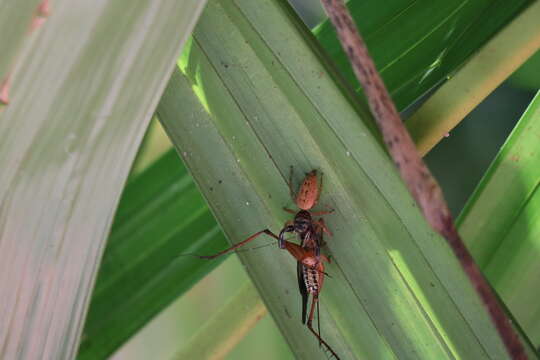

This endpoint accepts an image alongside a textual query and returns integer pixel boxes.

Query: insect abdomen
[302,266,319,295]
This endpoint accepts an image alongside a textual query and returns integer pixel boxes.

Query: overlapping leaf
[155,0,534,358]
[0,1,206,359]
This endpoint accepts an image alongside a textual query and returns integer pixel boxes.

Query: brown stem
[319,0,526,359]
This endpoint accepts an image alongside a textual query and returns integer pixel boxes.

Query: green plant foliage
[404,0,540,155]
[74,1,539,358]
[155,0,535,358]
[459,91,540,346]
[78,150,227,360]
[314,0,533,111]
[0,1,207,359]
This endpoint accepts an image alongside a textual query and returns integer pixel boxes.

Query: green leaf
[314,0,533,111]
[157,0,534,358]
[78,149,228,360]
[0,0,42,80]
[406,2,540,155]
[458,91,540,346]
[0,1,206,359]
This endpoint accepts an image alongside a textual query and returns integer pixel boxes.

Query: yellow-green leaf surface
[459,91,540,346]
[157,0,534,358]
[0,1,207,359]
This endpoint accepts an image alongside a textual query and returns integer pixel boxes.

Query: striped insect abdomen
[302,265,320,295]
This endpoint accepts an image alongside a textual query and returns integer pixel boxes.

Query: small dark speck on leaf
[218,180,223,184]
[209,187,213,191]
[284,307,292,319]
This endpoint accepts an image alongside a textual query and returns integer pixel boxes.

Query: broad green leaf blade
[157,0,533,358]
[78,150,228,360]
[314,0,533,111]
[0,2,207,359]
[459,91,540,346]
[0,0,42,81]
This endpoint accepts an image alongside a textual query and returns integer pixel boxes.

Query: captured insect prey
[296,225,339,360]
[193,167,340,359]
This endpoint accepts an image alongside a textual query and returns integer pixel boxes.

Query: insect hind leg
[306,296,340,359]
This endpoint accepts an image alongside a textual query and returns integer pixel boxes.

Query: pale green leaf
[0,1,206,359]
[0,0,42,80]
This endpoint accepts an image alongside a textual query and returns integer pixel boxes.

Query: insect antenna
[176,252,204,258]
[177,235,296,258]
